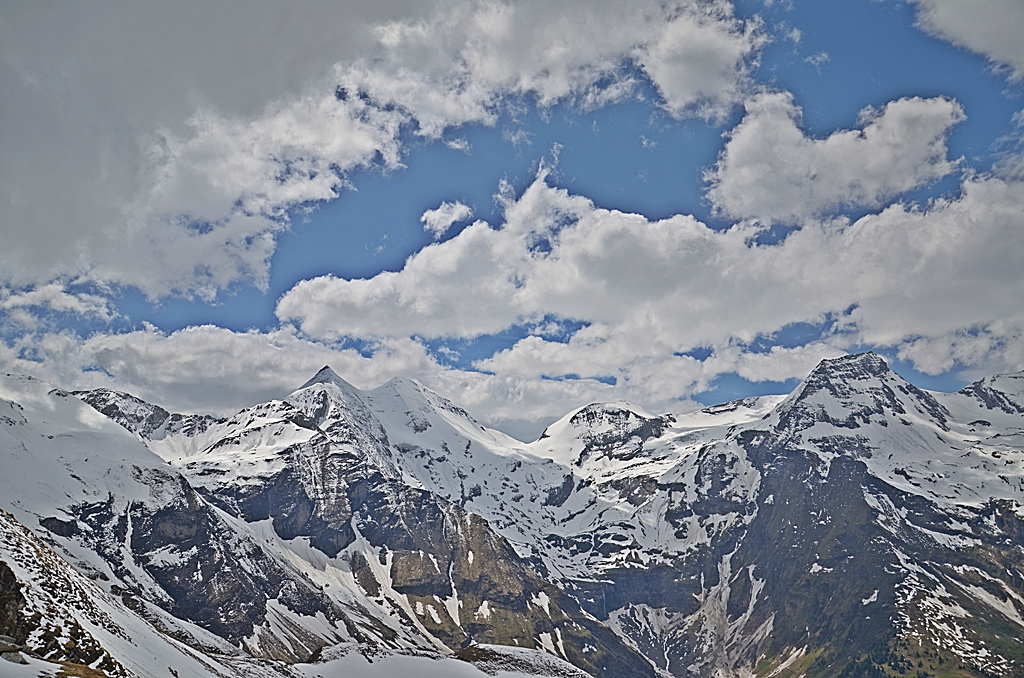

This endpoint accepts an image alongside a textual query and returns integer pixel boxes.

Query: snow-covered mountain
[3,353,1024,677]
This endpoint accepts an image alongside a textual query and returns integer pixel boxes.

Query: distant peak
[809,352,889,379]
[572,401,657,421]
[791,352,896,403]
[775,350,952,433]
[959,373,1024,414]
[368,376,423,400]
[562,401,666,438]
[382,376,416,389]
[298,365,356,391]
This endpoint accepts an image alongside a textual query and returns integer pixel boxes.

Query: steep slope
[0,506,261,678]
[547,354,1024,678]
[0,511,585,678]
[76,367,654,677]
[0,374,428,670]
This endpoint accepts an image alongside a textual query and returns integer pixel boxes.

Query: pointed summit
[774,351,950,435]
[298,365,357,391]
[775,352,893,418]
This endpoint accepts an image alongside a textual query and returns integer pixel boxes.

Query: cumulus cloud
[279,161,1024,388]
[110,91,408,299]
[0,325,436,417]
[0,0,763,299]
[341,0,762,136]
[0,284,114,323]
[709,343,849,385]
[6,2,1020,437]
[2,322,842,441]
[636,1,765,119]
[912,0,1024,80]
[705,92,965,222]
[897,320,1024,379]
[421,201,475,239]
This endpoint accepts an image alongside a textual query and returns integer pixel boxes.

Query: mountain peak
[807,352,890,380]
[774,350,950,436]
[298,365,356,391]
[959,372,1024,414]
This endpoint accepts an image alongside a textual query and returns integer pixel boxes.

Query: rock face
[0,560,29,645]
[2,354,1024,677]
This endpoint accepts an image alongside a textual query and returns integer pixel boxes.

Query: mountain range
[2,352,1024,678]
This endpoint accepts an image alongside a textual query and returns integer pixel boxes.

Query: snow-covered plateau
[2,353,1024,677]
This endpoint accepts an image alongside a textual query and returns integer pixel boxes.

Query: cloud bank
[11,157,1022,436]
[279,152,1024,401]
[2,2,1023,439]
[0,0,763,300]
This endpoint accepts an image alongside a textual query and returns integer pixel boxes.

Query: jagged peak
[773,351,951,434]
[807,352,890,380]
[959,372,1024,414]
[700,396,767,416]
[780,352,897,409]
[71,386,160,411]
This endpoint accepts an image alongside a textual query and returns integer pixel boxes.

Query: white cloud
[0,1,764,299]
[912,0,1024,80]
[111,92,407,299]
[707,343,848,384]
[897,321,1024,378]
[421,201,475,239]
[705,92,965,222]
[343,0,762,134]
[0,284,114,323]
[445,137,472,153]
[0,325,437,417]
[804,51,829,70]
[0,1,426,299]
[278,160,1024,387]
[636,2,765,120]
[6,2,1020,435]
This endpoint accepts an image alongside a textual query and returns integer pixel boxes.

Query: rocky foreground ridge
[2,353,1024,677]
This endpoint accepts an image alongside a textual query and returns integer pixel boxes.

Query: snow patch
[538,631,557,655]
[530,591,551,617]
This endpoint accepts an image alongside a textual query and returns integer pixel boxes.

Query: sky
[2,0,1024,441]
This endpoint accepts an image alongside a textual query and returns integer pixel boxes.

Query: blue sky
[2,0,1023,439]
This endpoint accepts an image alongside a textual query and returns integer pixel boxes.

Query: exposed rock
[38,516,79,537]
[0,562,30,644]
